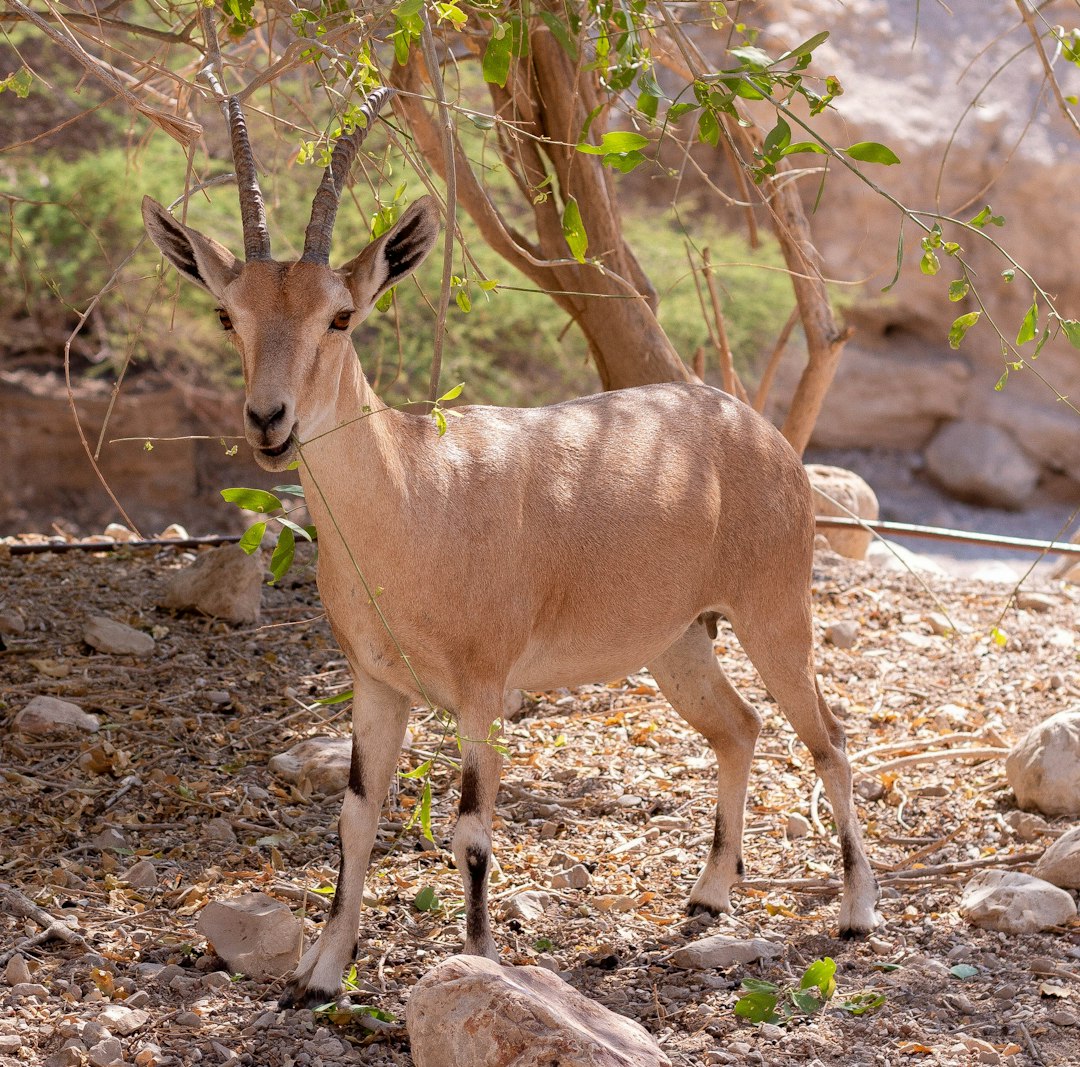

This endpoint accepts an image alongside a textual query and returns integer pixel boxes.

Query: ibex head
[142,88,439,471]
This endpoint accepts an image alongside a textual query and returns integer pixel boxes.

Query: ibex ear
[142,196,242,298]
[341,196,440,312]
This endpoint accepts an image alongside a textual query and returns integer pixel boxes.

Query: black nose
[247,404,287,433]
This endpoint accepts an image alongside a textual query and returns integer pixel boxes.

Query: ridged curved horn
[301,87,396,265]
[224,95,272,261]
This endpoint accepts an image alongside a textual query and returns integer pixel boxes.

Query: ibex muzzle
[144,87,880,1009]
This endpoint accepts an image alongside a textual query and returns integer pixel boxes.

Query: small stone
[126,990,151,1008]
[84,616,155,658]
[501,891,552,922]
[1006,709,1080,816]
[668,934,783,970]
[595,894,637,913]
[868,936,892,955]
[81,1022,112,1045]
[159,543,263,624]
[548,864,591,890]
[174,1011,203,1028]
[93,828,128,851]
[134,1044,164,1066]
[268,737,351,795]
[88,1036,124,1067]
[15,696,100,736]
[44,1050,84,1067]
[825,620,859,649]
[1016,591,1058,612]
[98,1004,150,1036]
[898,630,933,649]
[160,523,189,540]
[122,859,157,889]
[0,608,26,635]
[5,955,32,986]
[924,611,954,636]
[1033,825,1080,889]
[0,1034,23,1053]
[104,523,138,542]
[196,892,304,979]
[960,869,1076,933]
[785,812,812,839]
[854,777,886,801]
[616,794,644,808]
[205,817,238,844]
[1004,810,1050,841]
[207,690,232,708]
[538,820,559,840]
[201,970,233,990]
[10,982,50,999]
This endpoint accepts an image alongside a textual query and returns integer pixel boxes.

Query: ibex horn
[224,95,272,261]
[301,87,396,265]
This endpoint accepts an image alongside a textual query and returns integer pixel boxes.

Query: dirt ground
[1,540,1079,1067]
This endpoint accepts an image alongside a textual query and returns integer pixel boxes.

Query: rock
[5,955,32,986]
[959,870,1076,933]
[1015,591,1058,612]
[406,955,671,1067]
[158,544,263,624]
[88,1036,124,1067]
[786,812,812,839]
[806,464,879,560]
[14,696,100,736]
[268,736,351,795]
[98,1004,150,1036]
[865,540,946,575]
[206,817,238,844]
[0,608,26,635]
[1004,810,1050,841]
[0,1035,22,1053]
[1006,709,1080,816]
[1033,826,1080,889]
[924,421,1040,510]
[103,523,138,542]
[501,891,552,922]
[667,934,783,970]
[825,620,859,649]
[924,612,954,636]
[84,616,155,657]
[549,864,591,890]
[92,828,127,851]
[160,523,189,540]
[122,859,157,889]
[196,892,304,979]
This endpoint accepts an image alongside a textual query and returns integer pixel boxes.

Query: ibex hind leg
[279,679,411,1009]
[649,618,762,917]
[729,603,881,936]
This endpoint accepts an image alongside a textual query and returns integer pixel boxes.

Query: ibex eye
[216,308,233,331]
[330,310,353,332]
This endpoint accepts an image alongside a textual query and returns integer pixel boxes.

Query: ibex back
[143,88,879,1008]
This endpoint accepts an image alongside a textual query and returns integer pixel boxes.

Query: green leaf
[667,102,698,120]
[777,31,830,62]
[697,108,720,146]
[482,23,513,87]
[740,978,780,994]
[315,689,354,705]
[433,409,448,436]
[949,964,980,980]
[455,288,472,313]
[413,884,440,912]
[271,484,305,497]
[268,526,295,585]
[1016,297,1038,345]
[729,44,773,70]
[238,522,267,555]
[399,759,433,780]
[948,311,981,349]
[762,117,792,159]
[948,279,969,302]
[920,250,940,276]
[800,957,837,1000]
[562,196,588,263]
[418,780,433,840]
[882,229,904,293]
[994,369,1009,392]
[843,141,900,165]
[779,140,828,157]
[576,130,650,155]
[276,516,312,542]
[393,0,424,15]
[538,11,578,60]
[841,992,887,1016]
[437,382,464,402]
[1001,268,1016,282]
[734,991,779,1024]
[1060,319,1080,348]
[221,488,283,514]
[969,205,1005,228]
[468,112,496,130]
[991,626,1008,647]
[791,990,824,1014]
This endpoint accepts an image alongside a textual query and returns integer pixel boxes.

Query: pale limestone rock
[268,736,351,795]
[1015,591,1059,613]
[88,1036,123,1067]
[825,620,859,649]
[159,544,263,624]
[786,812,812,839]
[1004,810,1050,842]
[1033,826,1080,890]
[806,465,879,560]
[83,616,155,658]
[196,892,304,979]
[549,864,591,890]
[866,540,946,576]
[667,934,783,970]
[1006,710,1080,816]
[122,860,157,890]
[924,421,1040,510]
[159,523,189,540]
[960,870,1076,933]
[500,891,552,923]
[4,955,32,986]
[103,523,137,543]
[15,696,100,736]
[97,1004,150,1036]
[406,955,671,1067]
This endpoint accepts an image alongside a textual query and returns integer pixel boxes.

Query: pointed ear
[142,196,242,298]
[341,196,440,312]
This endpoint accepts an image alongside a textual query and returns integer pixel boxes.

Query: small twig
[701,247,747,402]
[855,747,1010,779]
[752,305,799,413]
[0,883,90,967]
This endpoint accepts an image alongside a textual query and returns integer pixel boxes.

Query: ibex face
[141,200,438,471]
[141,87,437,471]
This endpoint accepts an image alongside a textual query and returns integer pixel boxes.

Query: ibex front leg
[279,675,410,1008]
[453,707,504,960]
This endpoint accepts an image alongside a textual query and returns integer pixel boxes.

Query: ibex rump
[143,88,879,1008]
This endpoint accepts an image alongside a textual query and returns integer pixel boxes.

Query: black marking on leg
[709,809,727,858]
[348,742,365,799]
[735,857,745,878]
[465,843,489,944]
[279,982,342,1010]
[839,831,857,876]
[327,854,346,919]
[459,763,480,817]
[686,900,724,918]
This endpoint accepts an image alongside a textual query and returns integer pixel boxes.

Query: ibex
[143,88,879,1007]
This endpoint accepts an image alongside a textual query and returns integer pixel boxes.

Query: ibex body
[143,89,879,1008]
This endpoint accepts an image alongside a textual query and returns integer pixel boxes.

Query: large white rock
[159,543,263,624]
[196,892,304,979]
[83,616,155,657]
[1006,710,1080,817]
[14,696,100,736]
[923,420,1040,510]
[959,869,1076,933]
[268,736,351,795]
[807,465,879,560]
[406,956,670,1067]
[1033,826,1080,890]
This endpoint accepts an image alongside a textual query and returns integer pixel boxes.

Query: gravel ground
[1,540,1080,1067]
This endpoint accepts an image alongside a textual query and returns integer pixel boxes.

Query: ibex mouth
[260,438,293,459]
[252,422,299,470]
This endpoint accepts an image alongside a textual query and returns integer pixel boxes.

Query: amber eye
[329,309,353,332]
[216,308,233,331]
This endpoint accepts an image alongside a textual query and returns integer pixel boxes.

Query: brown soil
[1,544,1079,1066]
